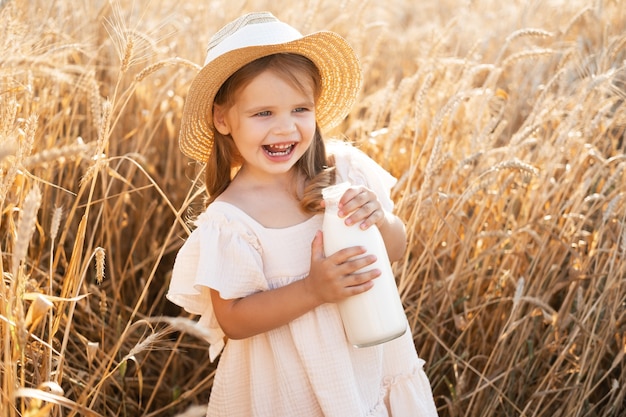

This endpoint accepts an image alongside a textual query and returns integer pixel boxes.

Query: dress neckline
[210,201,320,231]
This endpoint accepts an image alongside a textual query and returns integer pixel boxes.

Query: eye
[255,110,271,117]
[293,107,310,113]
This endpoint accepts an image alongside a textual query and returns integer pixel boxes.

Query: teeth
[264,143,295,156]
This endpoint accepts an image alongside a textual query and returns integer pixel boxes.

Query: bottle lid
[321,182,351,204]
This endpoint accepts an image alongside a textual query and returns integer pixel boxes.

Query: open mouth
[262,142,296,157]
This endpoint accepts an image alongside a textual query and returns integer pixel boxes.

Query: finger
[311,230,325,260]
[345,201,378,227]
[344,253,378,272]
[338,189,368,215]
[359,207,384,230]
[345,282,374,296]
[338,187,361,208]
[344,271,378,293]
[331,245,368,264]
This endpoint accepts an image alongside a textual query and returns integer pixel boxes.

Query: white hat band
[204,22,304,66]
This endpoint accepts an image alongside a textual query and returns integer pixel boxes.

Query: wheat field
[1,0,625,416]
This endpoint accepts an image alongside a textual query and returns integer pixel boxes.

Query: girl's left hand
[336,185,387,230]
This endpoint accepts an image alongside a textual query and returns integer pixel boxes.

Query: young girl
[167,11,438,417]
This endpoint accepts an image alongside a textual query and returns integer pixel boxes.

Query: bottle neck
[324,202,340,215]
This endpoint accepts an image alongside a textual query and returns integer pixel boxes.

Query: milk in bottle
[322,182,407,347]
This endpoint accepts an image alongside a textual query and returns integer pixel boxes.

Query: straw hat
[178,11,362,162]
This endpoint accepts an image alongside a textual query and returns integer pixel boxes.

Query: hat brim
[179,31,362,162]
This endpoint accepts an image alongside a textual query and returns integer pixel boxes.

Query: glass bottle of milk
[322,182,407,347]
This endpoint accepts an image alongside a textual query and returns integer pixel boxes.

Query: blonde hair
[205,53,335,213]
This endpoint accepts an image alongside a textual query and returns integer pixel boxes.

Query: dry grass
[1,0,625,415]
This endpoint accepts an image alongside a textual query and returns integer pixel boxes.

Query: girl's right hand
[304,231,380,304]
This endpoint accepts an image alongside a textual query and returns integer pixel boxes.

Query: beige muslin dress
[167,141,439,417]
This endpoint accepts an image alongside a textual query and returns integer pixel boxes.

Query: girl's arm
[374,210,407,262]
[210,231,380,340]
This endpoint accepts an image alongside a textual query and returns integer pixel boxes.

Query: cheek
[302,116,317,137]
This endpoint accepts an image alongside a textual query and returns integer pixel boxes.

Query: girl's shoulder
[189,202,262,248]
[194,201,255,229]
[193,200,235,224]
[326,139,388,173]
[326,139,396,185]
[326,138,357,159]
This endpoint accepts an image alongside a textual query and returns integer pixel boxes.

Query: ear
[212,104,230,135]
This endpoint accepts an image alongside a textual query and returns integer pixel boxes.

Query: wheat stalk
[22,139,94,168]
[135,57,202,82]
[146,316,213,342]
[94,247,105,285]
[562,6,593,36]
[501,48,557,68]
[495,28,555,65]
[11,186,42,277]
[603,193,623,223]
[49,206,63,243]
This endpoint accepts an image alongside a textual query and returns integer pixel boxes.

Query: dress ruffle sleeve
[329,140,397,212]
[166,209,268,361]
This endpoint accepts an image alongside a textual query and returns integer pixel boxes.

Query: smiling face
[212,67,317,182]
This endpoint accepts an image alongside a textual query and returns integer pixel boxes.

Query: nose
[272,113,297,136]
